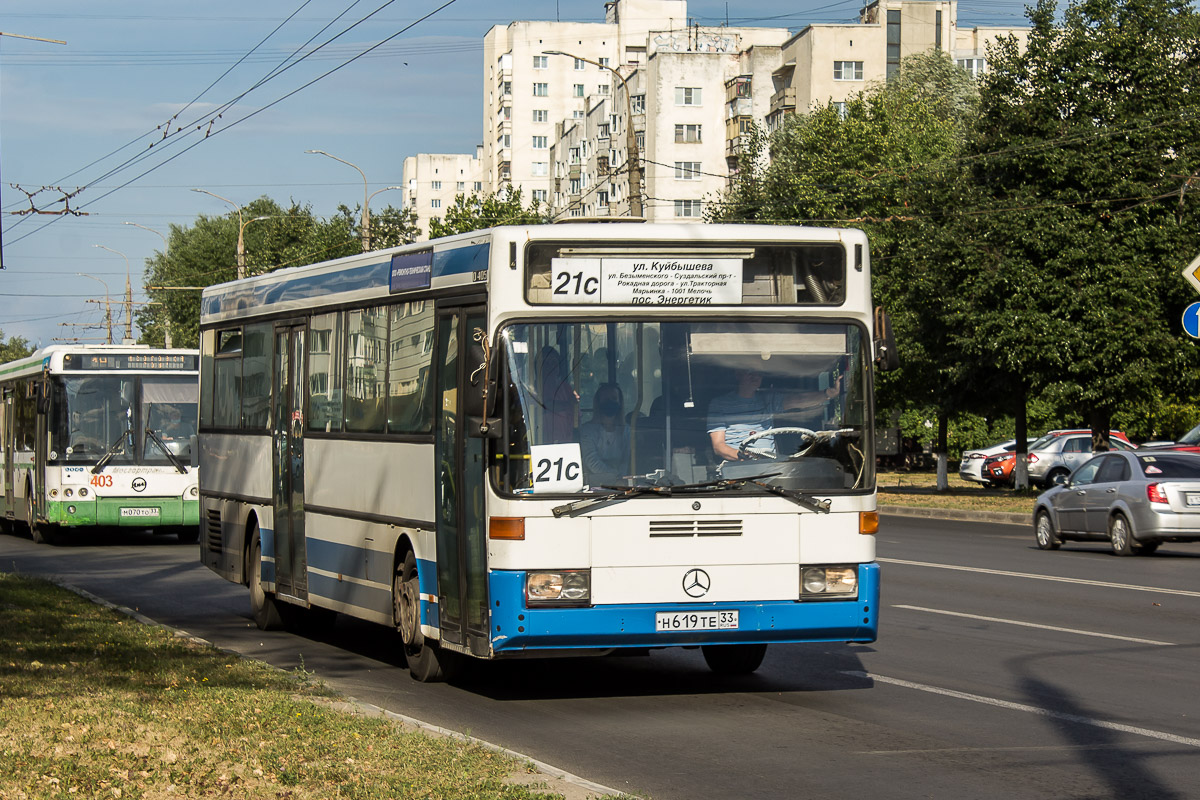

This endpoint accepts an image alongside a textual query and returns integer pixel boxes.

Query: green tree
[137,198,363,348]
[973,0,1200,454]
[0,330,33,363]
[332,203,421,250]
[428,189,547,239]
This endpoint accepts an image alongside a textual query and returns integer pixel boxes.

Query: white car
[959,439,1027,485]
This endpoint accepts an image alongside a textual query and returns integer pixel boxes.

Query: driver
[707,368,838,463]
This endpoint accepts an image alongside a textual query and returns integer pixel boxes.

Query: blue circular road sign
[1183,302,1200,339]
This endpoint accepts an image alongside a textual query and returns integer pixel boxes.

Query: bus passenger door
[272,324,309,602]
[434,306,490,657]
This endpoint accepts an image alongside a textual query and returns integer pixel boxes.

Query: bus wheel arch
[247,516,284,630]
[25,479,57,546]
[394,545,444,682]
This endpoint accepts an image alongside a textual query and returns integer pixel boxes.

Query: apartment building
[401,150,483,240]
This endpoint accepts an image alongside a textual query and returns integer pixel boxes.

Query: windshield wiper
[92,430,131,474]
[144,428,188,474]
[551,472,831,517]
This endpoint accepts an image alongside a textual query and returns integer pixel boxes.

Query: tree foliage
[0,330,33,363]
[428,188,548,239]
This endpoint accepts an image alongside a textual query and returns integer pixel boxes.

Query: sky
[0,0,1034,348]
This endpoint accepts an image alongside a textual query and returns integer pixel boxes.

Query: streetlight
[92,244,133,343]
[543,50,643,218]
[306,149,380,252]
[122,221,168,250]
[191,188,250,280]
[123,223,174,347]
[77,273,113,344]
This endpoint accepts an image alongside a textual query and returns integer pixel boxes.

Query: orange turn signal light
[859,511,879,535]
[489,517,526,540]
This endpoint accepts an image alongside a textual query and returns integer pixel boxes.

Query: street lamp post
[543,50,644,218]
[191,188,250,280]
[305,149,380,252]
[77,273,113,344]
[92,244,133,342]
[123,223,173,347]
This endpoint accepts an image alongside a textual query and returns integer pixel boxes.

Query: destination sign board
[549,257,743,305]
[62,353,198,371]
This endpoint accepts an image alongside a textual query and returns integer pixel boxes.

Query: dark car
[1032,450,1200,555]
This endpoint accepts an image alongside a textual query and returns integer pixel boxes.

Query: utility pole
[0,31,67,270]
[93,245,133,342]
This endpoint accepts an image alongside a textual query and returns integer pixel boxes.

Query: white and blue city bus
[0,345,200,545]
[198,223,895,680]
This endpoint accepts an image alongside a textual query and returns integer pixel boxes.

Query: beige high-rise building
[401,150,483,241]
[413,0,1027,225]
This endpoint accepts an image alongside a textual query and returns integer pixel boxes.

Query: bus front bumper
[487,562,879,653]
[45,497,200,528]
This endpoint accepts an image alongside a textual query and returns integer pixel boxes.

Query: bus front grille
[648,519,742,538]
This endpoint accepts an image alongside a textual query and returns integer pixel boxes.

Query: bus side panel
[199,433,272,501]
[303,512,401,626]
[304,439,436,530]
[198,433,272,583]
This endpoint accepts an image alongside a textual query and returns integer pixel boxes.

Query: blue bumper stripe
[488,562,880,652]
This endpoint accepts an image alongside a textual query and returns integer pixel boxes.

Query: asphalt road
[2,516,1199,800]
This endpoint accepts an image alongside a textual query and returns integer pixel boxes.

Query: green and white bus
[0,345,200,544]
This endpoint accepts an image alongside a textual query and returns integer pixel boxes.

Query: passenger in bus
[536,346,579,443]
[580,383,630,485]
[707,368,838,463]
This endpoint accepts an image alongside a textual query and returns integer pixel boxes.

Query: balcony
[769,87,797,115]
[726,97,753,118]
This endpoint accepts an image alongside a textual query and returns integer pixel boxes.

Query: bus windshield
[493,319,872,496]
[50,375,198,466]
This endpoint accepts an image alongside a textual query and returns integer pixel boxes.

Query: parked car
[1138,422,1200,453]
[982,430,1134,488]
[1033,450,1200,555]
[959,439,1029,486]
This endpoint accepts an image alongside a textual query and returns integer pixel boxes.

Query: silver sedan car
[1033,450,1200,555]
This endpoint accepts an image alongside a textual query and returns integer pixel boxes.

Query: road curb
[880,505,1029,527]
[47,578,628,800]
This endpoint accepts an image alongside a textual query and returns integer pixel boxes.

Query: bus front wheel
[26,491,58,546]
[702,643,768,675]
[249,523,284,630]
[395,551,443,682]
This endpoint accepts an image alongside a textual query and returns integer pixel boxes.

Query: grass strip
[0,573,599,800]
[877,470,1038,514]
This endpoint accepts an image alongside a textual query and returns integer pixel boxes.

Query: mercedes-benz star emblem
[131,477,147,492]
[682,568,711,598]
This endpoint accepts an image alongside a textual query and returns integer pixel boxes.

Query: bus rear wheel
[395,551,443,682]
[248,523,284,630]
[702,643,768,675]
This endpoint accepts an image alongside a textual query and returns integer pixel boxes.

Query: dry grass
[0,573,618,800]
[877,469,1039,514]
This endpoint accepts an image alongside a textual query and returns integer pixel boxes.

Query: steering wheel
[737,427,817,461]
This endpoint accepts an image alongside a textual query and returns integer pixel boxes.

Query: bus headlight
[78,487,88,498]
[801,566,858,599]
[188,486,199,498]
[526,570,590,605]
[50,489,60,498]
[63,489,73,498]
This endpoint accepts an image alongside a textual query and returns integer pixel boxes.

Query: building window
[573,84,585,97]
[431,181,442,190]
[533,136,548,149]
[533,109,548,123]
[598,190,609,205]
[500,81,511,96]
[631,94,645,114]
[533,82,549,96]
[674,124,702,143]
[674,161,701,180]
[733,78,751,97]
[675,87,702,106]
[431,199,441,208]
[597,84,609,95]
[531,162,548,176]
[833,101,848,119]
[532,189,548,202]
[936,10,943,50]
[574,58,586,70]
[674,199,702,217]
[834,61,864,81]
[499,134,510,148]
[599,57,610,67]
[598,123,610,138]
[956,58,987,77]
[569,147,580,164]
[569,178,581,194]
[887,9,901,79]
[456,181,465,191]
[533,55,547,69]
[572,110,585,119]
[499,105,511,120]
[474,181,483,191]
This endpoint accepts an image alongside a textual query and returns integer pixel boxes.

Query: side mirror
[1053,473,1071,487]
[873,306,899,372]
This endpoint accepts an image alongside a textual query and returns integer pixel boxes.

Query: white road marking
[840,671,1200,748]
[879,557,1200,598]
[892,604,1175,646]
